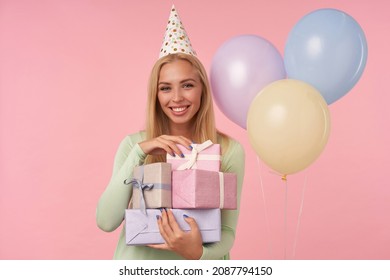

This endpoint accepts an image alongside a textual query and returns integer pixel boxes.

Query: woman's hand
[138,135,192,157]
[148,209,203,260]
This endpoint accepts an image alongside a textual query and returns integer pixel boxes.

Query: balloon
[210,35,286,129]
[247,79,331,176]
[284,9,368,104]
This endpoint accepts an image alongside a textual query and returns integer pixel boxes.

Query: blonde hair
[145,53,228,163]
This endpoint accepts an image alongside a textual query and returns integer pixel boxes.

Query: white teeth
[172,107,187,112]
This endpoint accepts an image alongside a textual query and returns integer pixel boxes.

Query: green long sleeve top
[96,131,245,260]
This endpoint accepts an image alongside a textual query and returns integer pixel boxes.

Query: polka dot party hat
[159,5,197,58]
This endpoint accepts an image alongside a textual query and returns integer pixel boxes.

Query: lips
[171,106,187,112]
[170,105,190,115]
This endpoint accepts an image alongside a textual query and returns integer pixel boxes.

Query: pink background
[1,0,389,260]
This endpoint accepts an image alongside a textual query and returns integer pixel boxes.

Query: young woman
[96,52,245,260]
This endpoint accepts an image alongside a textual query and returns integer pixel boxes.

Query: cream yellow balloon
[247,79,331,176]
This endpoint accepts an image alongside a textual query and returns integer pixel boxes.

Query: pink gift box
[172,169,237,209]
[166,140,221,172]
[125,208,221,245]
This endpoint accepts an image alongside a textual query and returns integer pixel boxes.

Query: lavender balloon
[210,35,286,129]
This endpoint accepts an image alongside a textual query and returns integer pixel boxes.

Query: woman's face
[157,59,202,129]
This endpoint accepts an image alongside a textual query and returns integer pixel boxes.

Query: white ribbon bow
[176,140,220,170]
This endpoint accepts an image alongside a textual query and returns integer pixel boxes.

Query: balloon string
[283,178,288,260]
[269,170,288,181]
[268,169,288,259]
[292,172,308,259]
[256,156,273,258]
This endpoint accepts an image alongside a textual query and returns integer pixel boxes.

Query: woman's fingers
[165,209,183,233]
[157,209,174,244]
[159,135,193,153]
[173,135,193,149]
[154,210,203,259]
[147,243,169,250]
[155,137,182,157]
[183,214,200,233]
[140,135,193,157]
[157,209,186,248]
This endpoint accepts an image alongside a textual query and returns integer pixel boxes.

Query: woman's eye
[159,86,170,91]
[183,83,194,88]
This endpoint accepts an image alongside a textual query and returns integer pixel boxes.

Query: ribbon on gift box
[126,177,153,215]
[124,166,170,215]
[218,172,225,209]
[176,140,221,170]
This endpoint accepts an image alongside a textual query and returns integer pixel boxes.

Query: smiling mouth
[170,106,190,112]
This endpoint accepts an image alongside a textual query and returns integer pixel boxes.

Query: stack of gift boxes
[124,140,237,245]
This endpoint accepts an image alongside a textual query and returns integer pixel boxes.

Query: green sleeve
[96,133,146,232]
[200,138,246,260]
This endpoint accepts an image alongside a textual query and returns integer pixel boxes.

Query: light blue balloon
[284,9,368,104]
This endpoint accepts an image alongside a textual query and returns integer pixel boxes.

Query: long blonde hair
[145,53,227,163]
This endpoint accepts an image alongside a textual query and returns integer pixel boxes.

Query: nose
[172,88,184,102]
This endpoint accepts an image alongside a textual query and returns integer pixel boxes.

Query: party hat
[159,5,197,58]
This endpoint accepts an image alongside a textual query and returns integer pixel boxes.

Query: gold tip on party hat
[159,5,197,58]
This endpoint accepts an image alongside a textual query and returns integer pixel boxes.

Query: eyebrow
[158,78,197,85]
